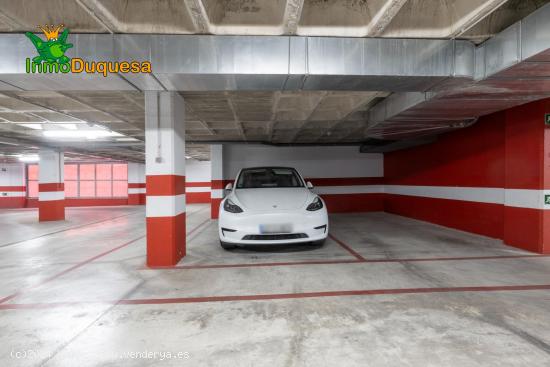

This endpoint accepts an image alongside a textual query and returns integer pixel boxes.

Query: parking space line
[187,217,211,238]
[145,259,362,270]
[0,211,140,249]
[364,254,550,263]
[139,253,550,271]
[0,235,145,304]
[328,233,367,261]
[2,283,550,309]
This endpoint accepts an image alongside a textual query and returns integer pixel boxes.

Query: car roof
[240,166,297,170]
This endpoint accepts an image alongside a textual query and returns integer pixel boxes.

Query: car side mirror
[306,181,314,189]
[225,183,233,192]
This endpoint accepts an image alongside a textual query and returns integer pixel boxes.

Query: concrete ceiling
[0,90,388,161]
[0,0,546,43]
[0,0,548,162]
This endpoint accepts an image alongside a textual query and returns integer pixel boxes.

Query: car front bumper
[218,208,328,245]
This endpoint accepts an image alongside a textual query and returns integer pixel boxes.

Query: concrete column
[128,162,145,205]
[145,91,186,267]
[210,144,224,219]
[38,150,65,221]
[504,99,550,254]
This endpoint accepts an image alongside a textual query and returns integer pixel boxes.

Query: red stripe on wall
[385,113,505,188]
[39,183,64,192]
[505,100,548,190]
[146,175,185,196]
[321,193,384,213]
[211,180,232,189]
[504,206,546,253]
[187,192,210,204]
[128,194,142,205]
[0,186,26,192]
[186,182,211,187]
[27,198,129,208]
[308,177,384,186]
[128,183,146,189]
[384,194,503,239]
[0,197,26,208]
[146,213,186,267]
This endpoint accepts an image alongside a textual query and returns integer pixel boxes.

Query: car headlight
[306,197,323,211]
[224,198,243,213]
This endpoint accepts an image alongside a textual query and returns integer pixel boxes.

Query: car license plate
[259,224,293,234]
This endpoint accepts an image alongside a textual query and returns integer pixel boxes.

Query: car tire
[312,239,326,247]
[220,241,237,250]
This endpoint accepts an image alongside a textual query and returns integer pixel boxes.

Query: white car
[218,166,329,250]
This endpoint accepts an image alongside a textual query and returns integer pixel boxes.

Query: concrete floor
[1,204,550,366]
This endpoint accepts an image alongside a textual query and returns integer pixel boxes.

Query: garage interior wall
[1,99,547,254]
[0,163,26,208]
[385,98,550,254]
[221,145,384,213]
[186,159,211,204]
[0,159,212,208]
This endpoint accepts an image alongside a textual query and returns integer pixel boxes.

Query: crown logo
[38,24,64,41]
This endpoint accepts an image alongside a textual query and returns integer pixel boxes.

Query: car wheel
[312,239,326,247]
[220,241,237,250]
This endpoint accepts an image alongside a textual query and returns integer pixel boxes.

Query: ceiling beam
[367,0,409,37]
[314,92,385,143]
[283,0,305,35]
[450,0,510,38]
[55,92,143,135]
[74,0,117,34]
[0,8,25,30]
[225,93,247,142]
[289,91,328,143]
[267,92,282,141]
[184,0,210,34]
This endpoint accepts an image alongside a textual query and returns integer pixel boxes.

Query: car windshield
[236,168,304,189]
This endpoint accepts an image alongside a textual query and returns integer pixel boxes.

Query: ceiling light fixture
[43,130,123,140]
[17,123,43,130]
[51,123,78,130]
[18,154,40,163]
[115,137,140,142]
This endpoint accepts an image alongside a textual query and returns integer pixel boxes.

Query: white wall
[128,163,145,184]
[0,163,25,187]
[186,159,211,183]
[222,145,383,179]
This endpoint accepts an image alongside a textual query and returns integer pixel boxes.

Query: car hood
[233,188,311,211]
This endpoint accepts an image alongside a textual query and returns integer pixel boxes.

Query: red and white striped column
[210,144,223,219]
[128,162,145,205]
[38,150,65,221]
[145,91,186,267]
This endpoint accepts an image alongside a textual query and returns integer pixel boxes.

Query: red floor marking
[139,253,550,271]
[116,284,550,305]
[0,235,145,304]
[0,212,138,248]
[364,254,550,263]
[186,205,208,218]
[2,283,550,309]
[186,217,211,237]
[328,233,367,261]
[148,259,362,270]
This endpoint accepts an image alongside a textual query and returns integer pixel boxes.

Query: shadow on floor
[227,242,324,253]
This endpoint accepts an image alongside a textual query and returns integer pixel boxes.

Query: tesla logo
[272,205,277,208]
